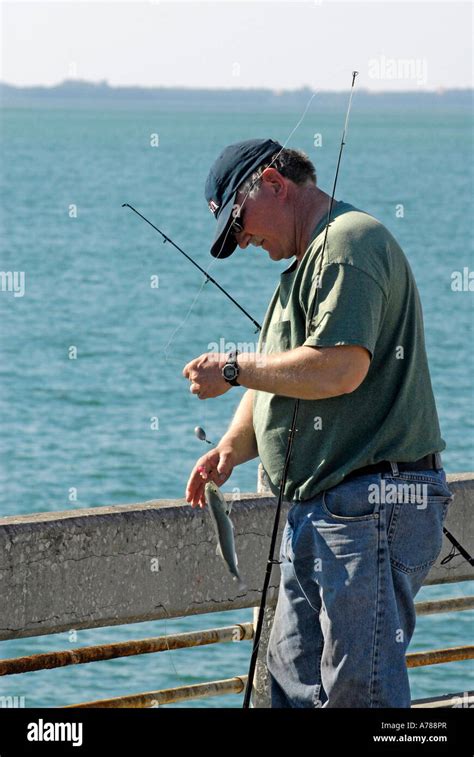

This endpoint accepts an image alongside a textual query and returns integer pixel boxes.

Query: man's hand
[182,353,232,400]
[185,446,236,507]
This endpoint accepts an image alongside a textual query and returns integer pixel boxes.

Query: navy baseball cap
[205,138,283,258]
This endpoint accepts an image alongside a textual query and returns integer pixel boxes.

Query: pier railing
[0,471,472,708]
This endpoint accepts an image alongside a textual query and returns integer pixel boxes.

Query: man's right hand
[185,446,236,508]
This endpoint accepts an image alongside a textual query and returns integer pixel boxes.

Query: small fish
[204,481,246,590]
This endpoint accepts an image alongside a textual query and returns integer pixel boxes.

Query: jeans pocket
[321,474,382,522]
[388,493,453,574]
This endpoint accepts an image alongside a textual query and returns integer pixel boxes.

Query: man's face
[232,168,295,261]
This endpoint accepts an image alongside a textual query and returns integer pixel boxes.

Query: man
[183,138,453,707]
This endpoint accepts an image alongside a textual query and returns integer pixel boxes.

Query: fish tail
[233,575,246,592]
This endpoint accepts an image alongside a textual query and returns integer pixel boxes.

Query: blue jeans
[266,466,454,708]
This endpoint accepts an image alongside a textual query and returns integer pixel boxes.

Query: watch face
[223,364,237,380]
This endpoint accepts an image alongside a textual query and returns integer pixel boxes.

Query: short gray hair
[238,147,317,198]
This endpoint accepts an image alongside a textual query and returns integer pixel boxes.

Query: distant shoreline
[1,79,472,110]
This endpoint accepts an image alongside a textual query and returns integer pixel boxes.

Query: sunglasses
[230,202,245,236]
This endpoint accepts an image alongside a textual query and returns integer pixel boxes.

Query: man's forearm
[219,389,258,465]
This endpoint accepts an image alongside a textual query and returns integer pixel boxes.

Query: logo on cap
[208,200,219,215]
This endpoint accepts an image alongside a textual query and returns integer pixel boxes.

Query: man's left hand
[182,353,232,400]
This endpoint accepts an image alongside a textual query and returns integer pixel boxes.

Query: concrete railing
[0,471,472,706]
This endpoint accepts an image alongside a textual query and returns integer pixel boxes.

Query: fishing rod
[122,104,473,707]
[442,527,474,567]
[122,203,261,333]
[242,71,360,709]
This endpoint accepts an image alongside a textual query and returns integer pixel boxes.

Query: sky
[0,1,472,91]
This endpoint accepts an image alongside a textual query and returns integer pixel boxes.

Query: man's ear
[261,167,287,197]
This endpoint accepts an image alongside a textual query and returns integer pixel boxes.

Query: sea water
[0,103,472,707]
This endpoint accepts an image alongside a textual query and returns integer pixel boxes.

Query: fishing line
[122,203,261,332]
[156,87,335,449]
[242,71,360,708]
[242,73,474,704]
[161,277,210,363]
[211,67,356,262]
[122,75,474,704]
[160,609,186,687]
[123,82,336,355]
[211,91,319,261]
[169,87,320,321]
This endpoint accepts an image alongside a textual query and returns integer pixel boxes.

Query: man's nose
[235,230,251,249]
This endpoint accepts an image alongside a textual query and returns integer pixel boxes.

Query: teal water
[0,104,472,707]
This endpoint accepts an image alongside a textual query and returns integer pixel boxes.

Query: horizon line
[1,79,472,95]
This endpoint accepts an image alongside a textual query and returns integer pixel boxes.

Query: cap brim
[210,195,238,259]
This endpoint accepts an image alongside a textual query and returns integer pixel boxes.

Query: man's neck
[295,186,335,263]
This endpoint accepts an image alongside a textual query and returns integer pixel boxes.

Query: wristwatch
[222,350,240,386]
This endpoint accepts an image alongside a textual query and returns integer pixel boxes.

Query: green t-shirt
[252,200,446,502]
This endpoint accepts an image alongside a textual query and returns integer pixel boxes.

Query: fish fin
[215,543,223,558]
[234,550,239,567]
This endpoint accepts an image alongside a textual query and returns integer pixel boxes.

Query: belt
[343,452,442,482]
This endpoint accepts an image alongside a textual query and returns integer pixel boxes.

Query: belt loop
[390,461,399,477]
[434,452,442,470]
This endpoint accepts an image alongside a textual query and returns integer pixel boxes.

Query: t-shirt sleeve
[303,262,388,359]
